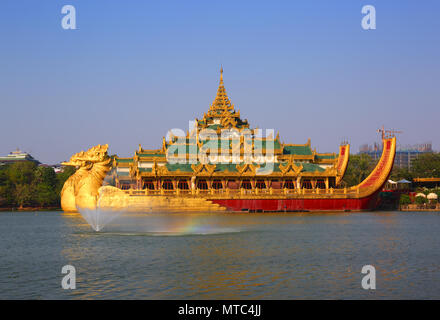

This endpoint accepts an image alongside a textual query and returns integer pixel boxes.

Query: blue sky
[0,0,439,164]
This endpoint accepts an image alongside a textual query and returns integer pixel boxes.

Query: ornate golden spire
[210,66,233,112]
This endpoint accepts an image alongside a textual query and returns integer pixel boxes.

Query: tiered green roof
[115,158,133,164]
[138,153,167,158]
[283,145,313,156]
[138,161,326,174]
[300,163,325,172]
[165,163,194,172]
[315,154,337,160]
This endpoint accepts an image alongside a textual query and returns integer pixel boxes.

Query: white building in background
[0,149,40,165]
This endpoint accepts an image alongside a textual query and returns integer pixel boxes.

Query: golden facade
[113,68,350,194]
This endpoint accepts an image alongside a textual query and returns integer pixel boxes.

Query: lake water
[0,210,439,299]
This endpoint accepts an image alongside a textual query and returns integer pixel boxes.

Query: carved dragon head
[62,144,111,168]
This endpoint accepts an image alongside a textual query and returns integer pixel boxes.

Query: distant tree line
[390,153,440,181]
[0,162,75,209]
[342,152,440,187]
[341,154,376,187]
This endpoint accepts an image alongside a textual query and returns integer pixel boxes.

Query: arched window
[178,180,189,190]
[329,177,336,188]
[197,179,208,190]
[302,179,312,189]
[316,179,326,189]
[143,180,155,190]
[255,180,266,189]
[212,179,223,189]
[241,180,252,190]
[121,184,130,190]
[283,180,295,189]
[162,179,174,190]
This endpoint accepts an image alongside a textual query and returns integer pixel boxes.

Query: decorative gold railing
[123,186,367,199]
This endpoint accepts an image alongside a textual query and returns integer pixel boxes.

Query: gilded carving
[61,144,112,212]
[279,159,303,175]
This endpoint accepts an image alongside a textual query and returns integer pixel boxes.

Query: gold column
[296,177,301,190]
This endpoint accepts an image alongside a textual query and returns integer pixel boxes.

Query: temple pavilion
[112,68,349,194]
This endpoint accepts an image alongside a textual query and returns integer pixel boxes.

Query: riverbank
[400,203,440,211]
[400,208,440,212]
[0,207,61,212]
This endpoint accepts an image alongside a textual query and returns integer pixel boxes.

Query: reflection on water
[0,211,440,299]
[102,212,246,236]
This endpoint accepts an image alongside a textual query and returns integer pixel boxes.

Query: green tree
[342,154,376,187]
[0,165,15,207]
[435,188,440,200]
[7,161,37,185]
[411,153,440,178]
[6,162,38,208]
[390,167,413,181]
[399,194,411,206]
[14,184,35,208]
[0,161,77,209]
[33,166,58,207]
[415,196,427,205]
[34,166,57,188]
[0,166,7,185]
[34,183,58,207]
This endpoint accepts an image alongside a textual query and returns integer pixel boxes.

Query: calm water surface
[0,211,439,299]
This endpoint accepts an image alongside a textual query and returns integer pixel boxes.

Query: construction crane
[377,125,402,140]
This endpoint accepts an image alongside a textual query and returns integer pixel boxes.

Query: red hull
[209,137,396,212]
[210,192,381,212]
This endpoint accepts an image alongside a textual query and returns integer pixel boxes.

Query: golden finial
[220,65,223,83]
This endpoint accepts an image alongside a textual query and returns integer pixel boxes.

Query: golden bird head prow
[62,144,110,167]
